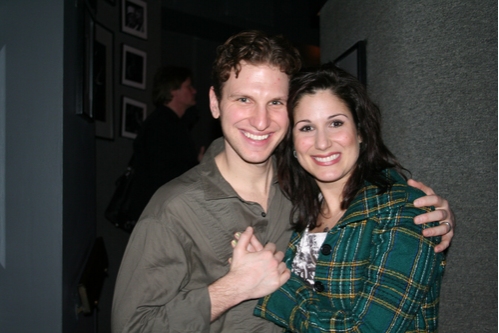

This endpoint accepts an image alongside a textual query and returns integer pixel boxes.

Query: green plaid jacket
[255,169,446,332]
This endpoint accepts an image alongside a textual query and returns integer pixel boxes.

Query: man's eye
[270,100,283,105]
[238,98,248,102]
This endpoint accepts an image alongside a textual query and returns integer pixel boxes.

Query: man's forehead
[224,67,288,94]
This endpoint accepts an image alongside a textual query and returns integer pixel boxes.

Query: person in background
[255,63,448,332]
[112,31,454,333]
[126,66,204,227]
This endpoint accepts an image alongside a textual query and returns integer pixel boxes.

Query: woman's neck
[311,185,345,233]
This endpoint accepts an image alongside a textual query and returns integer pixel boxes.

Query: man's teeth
[244,132,269,141]
[314,154,339,162]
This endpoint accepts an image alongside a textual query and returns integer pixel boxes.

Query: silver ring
[440,221,452,233]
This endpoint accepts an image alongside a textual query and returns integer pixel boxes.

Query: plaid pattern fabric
[255,169,446,332]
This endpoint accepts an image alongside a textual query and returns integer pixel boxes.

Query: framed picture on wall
[93,23,114,139]
[333,40,367,86]
[121,44,147,89]
[81,11,95,120]
[121,0,147,39]
[121,97,146,139]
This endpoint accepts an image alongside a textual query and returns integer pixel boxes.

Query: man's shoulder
[152,164,204,205]
[135,164,209,233]
[142,106,178,128]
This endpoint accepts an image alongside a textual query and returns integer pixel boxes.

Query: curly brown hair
[211,30,302,101]
[276,63,408,232]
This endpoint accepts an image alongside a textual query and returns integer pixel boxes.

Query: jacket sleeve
[111,217,211,333]
[254,204,444,333]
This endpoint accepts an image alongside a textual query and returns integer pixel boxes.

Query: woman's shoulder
[362,169,427,210]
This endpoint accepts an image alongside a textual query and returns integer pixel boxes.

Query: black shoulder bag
[105,157,136,232]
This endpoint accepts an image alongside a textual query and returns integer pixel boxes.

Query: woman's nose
[315,129,331,150]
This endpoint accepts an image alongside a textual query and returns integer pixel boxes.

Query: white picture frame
[121,97,146,139]
[121,44,147,89]
[121,0,147,39]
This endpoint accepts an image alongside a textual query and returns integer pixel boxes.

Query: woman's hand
[228,229,264,264]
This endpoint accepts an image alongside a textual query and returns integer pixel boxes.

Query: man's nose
[249,104,270,131]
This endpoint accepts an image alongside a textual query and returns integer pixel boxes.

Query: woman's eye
[299,125,313,132]
[331,120,344,127]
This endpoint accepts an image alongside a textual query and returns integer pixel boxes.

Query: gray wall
[0,0,96,332]
[321,1,497,331]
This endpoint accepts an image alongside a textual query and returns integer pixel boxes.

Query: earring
[293,150,297,158]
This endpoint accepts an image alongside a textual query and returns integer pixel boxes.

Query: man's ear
[209,87,220,119]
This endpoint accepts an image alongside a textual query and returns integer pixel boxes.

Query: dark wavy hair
[276,63,408,232]
[152,66,192,107]
[211,30,302,101]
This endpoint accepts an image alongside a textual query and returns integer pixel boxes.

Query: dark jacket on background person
[126,104,199,222]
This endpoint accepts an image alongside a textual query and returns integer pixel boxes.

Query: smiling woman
[292,90,361,199]
[255,63,447,332]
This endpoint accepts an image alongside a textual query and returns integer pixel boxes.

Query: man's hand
[230,227,290,298]
[208,227,290,321]
[408,179,455,253]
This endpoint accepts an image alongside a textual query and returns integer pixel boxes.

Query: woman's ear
[209,87,220,119]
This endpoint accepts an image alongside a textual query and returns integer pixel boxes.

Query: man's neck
[214,150,274,212]
[165,101,187,118]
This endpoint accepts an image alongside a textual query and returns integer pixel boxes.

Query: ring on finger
[439,221,452,233]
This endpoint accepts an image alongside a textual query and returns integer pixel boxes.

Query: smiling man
[111,31,455,333]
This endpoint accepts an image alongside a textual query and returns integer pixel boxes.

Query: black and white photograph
[121,97,146,139]
[93,23,114,139]
[333,40,367,86]
[121,0,147,39]
[121,44,146,89]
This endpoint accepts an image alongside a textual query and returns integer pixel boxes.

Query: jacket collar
[287,169,408,251]
[199,137,279,201]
